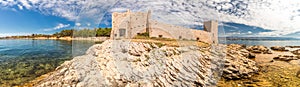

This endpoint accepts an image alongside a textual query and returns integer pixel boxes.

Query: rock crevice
[35,40,225,87]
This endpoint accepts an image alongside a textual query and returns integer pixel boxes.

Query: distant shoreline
[0,36,110,42]
[224,37,300,41]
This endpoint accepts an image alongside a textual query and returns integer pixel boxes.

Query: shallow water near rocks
[224,40,300,48]
[0,39,97,86]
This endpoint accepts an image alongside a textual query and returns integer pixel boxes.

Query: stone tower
[146,10,151,33]
[203,20,218,44]
[110,10,218,44]
[111,10,150,39]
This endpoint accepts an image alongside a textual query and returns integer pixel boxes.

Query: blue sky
[0,0,299,37]
[0,8,111,36]
[0,9,74,35]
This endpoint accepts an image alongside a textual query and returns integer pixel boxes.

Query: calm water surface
[0,39,97,86]
[223,40,300,47]
[2,39,299,86]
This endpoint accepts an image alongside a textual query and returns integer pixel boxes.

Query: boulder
[247,53,256,59]
[224,44,259,79]
[297,70,300,78]
[291,49,300,55]
[273,55,299,62]
[270,46,289,51]
[246,45,272,54]
[286,46,300,48]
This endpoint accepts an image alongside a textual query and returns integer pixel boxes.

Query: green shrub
[133,32,150,39]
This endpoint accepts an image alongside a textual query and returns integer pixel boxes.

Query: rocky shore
[31,40,227,87]
[219,44,300,87]
[25,40,300,87]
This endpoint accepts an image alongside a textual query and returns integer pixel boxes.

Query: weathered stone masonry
[110,10,218,44]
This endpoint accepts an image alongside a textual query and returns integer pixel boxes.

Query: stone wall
[111,10,149,39]
[110,10,218,44]
[149,20,213,43]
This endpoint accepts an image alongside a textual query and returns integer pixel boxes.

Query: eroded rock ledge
[34,41,259,87]
[34,40,225,87]
[224,44,259,79]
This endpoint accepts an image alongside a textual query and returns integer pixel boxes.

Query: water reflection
[0,39,96,86]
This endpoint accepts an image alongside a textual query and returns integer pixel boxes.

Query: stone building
[110,10,218,44]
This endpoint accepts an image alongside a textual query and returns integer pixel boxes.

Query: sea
[0,39,97,86]
[0,38,300,86]
[220,37,300,47]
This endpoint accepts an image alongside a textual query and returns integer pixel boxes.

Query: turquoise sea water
[1,39,299,86]
[0,39,97,86]
[223,40,300,47]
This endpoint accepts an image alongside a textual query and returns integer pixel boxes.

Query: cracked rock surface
[223,44,259,79]
[246,45,272,54]
[34,40,225,87]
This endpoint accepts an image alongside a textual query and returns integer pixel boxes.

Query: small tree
[96,28,111,37]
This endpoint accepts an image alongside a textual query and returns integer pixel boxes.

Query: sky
[0,0,299,37]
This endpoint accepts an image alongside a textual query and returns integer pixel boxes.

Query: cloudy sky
[0,0,299,37]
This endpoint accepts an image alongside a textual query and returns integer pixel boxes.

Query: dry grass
[130,39,210,47]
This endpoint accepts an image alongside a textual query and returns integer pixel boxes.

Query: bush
[96,28,111,37]
[133,32,150,39]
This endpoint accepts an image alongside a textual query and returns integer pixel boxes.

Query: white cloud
[75,23,81,26]
[0,0,299,37]
[0,0,17,6]
[86,23,91,26]
[110,0,300,37]
[43,23,70,31]
[18,0,31,9]
[0,0,119,25]
[28,0,39,4]
[258,29,300,37]
[247,31,252,34]
[17,4,23,10]
[110,8,128,12]
[220,23,238,29]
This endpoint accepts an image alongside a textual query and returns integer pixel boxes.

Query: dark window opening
[196,37,200,40]
[158,35,163,38]
[179,36,182,39]
[119,29,126,37]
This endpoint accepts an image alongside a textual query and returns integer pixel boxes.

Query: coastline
[0,36,110,42]
[27,41,300,87]
[218,44,300,86]
[5,39,300,86]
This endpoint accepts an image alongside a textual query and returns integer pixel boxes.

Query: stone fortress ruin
[110,10,218,44]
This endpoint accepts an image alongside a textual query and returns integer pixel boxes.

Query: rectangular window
[119,29,126,37]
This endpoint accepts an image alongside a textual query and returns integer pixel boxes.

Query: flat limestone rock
[291,49,300,55]
[270,46,289,51]
[224,44,259,79]
[34,40,225,87]
[246,45,272,54]
[273,55,300,62]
